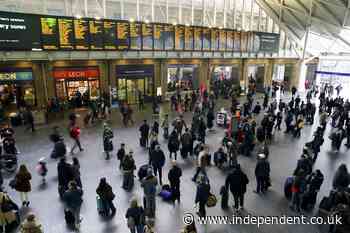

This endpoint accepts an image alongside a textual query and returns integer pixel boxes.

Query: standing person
[206,108,215,131]
[125,199,145,233]
[139,120,150,148]
[290,171,306,213]
[117,143,126,170]
[291,86,297,98]
[168,160,182,203]
[15,164,32,207]
[141,169,158,218]
[24,107,35,132]
[332,164,350,191]
[102,123,114,160]
[161,114,169,139]
[225,164,249,213]
[57,157,75,198]
[294,117,304,138]
[63,181,83,229]
[195,175,210,217]
[168,130,180,160]
[197,117,207,143]
[180,128,193,158]
[151,121,159,137]
[72,157,82,188]
[192,146,209,182]
[275,111,283,131]
[96,177,116,217]
[121,151,136,191]
[126,104,134,125]
[254,154,270,194]
[20,213,43,233]
[150,145,166,185]
[69,120,83,154]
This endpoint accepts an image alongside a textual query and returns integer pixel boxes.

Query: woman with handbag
[96,177,116,217]
[125,199,145,233]
[14,165,32,207]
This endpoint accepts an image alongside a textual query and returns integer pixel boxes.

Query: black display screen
[0,11,41,50]
[89,20,104,50]
[163,25,174,50]
[117,22,130,50]
[41,16,58,50]
[202,28,211,51]
[142,23,153,50]
[153,24,164,50]
[103,20,116,50]
[58,17,75,50]
[74,19,89,50]
[194,27,202,51]
[184,26,194,51]
[175,25,185,50]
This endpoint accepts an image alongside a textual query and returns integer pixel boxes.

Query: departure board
[41,17,58,50]
[211,29,219,51]
[194,27,202,51]
[58,18,74,50]
[117,22,130,50]
[241,31,248,52]
[219,30,226,51]
[103,20,116,50]
[74,19,89,50]
[175,25,185,50]
[226,30,234,51]
[184,26,194,51]
[153,24,164,50]
[142,23,153,50]
[89,20,104,50]
[202,28,211,51]
[234,31,241,52]
[163,25,174,50]
[130,22,141,50]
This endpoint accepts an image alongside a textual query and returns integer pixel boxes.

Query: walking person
[150,145,166,185]
[102,123,114,160]
[24,107,35,132]
[72,157,82,188]
[141,169,158,218]
[15,164,32,207]
[195,175,210,217]
[332,164,350,191]
[96,177,116,217]
[161,114,169,139]
[117,143,126,170]
[121,150,136,191]
[126,199,145,233]
[57,157,75,198]
[63,181,83,230]
[254,154,270,194]
[225,164,249,213]
[139,120,150,148]
[168,160,182,203]
[290,170,306,213]
[192,146,209,182]
[168,130,180,160]
[69,120,83,154]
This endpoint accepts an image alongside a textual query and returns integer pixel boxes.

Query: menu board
[0,11,41,50]
[184,26,194,51]
[142,23,153,50]
[103,20,116,50]
[194,27,202,51]
[211,29,219,51]
[163,25,174,50]
[241,31,248,52]
[58,18,74,50]
[234,31,241,52]
[153,24,163,50]
[74,19,89,50]
[226,30,234,51]
[89,20,104,50]
[117,22,130,50]
[202,28,211,51]
[219,30,226,51]
[175,25,185,50]
[41,17,58,50]
[130,22,141,50]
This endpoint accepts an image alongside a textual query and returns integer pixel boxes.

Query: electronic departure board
[74,19,89,50]
[117,22,130,50]
[130,22,141,50]
[219,30,226,51]
[194,27,202,51]
[0,11,41,50]
[234,31,241,52]
[58,18,74,50]
[202,28,211,51]
[241,31,248,52]
[103,20,116,50]
[175,25,185,50]
[153,24,164,50]
[226,30,234,51]
[184,26,194,51]
[89,20,104,50]
[211,29,219,51]
[163,25,174,50]
[142,23,153,50]
[41,17,58,50]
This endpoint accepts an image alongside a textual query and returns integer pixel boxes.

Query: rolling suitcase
[97,195,107,216]
[284,176,294,200]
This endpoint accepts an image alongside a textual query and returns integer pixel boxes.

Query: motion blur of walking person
[102,123,114,160]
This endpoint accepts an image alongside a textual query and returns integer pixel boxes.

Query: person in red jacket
[69,114,83,154]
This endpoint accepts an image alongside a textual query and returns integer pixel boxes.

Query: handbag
[206,193,217,207]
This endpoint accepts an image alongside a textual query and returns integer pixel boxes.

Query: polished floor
[4,94,350,233]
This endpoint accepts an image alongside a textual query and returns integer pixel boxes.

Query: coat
[96,183,115,201]
[225,169,249,195]
[57,161,75,188]
[15,171,32,193]
[63,188,83,210]
[141,175,158,196]
[195,183,210,203]
[20,220,43,233]
[168,134,180,152]
[168,166,182,185]
[150,150,166,168]
[0,192,18,226]
[255,159,270,178]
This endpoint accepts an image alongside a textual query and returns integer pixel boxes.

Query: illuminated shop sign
[53,67,100,79]
[0,71,33,81]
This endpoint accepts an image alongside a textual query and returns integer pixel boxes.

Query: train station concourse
[0,1,350,233]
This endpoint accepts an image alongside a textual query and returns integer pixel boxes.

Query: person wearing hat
[168,160,182,203]
[20,213,43,233]
[63,180,83,229]
[150,145,166,185]
[254,154,270,194]
[141,168,158,218]
[121,150,136,191]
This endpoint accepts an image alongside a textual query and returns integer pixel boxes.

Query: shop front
[116,65,155,105]
[0,68,36,110]
[210,65,240,97]
[166,64,199,97]
[272,64,293,89]
[247,64,265,92]
[53,66,100,107]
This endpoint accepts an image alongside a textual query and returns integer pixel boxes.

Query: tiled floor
[4,94,350,233]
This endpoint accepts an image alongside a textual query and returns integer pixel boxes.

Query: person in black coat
[225,164,249,212]
[168,130,180,160]
[254,154,270,194]
[96,177,116,216]
[150,145,166,185]
[57,157,75,196]
[139,120,150,147]
[206,109,215,130]
[197,117,207,143]
[332,164,350,191]
[168,160,182,203]
[195,175,210,217]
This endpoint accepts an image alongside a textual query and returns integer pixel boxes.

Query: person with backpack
[168,131,180,160]
[168,160,182,203]
[126,199,145,233]
[121,151,137,191]
[20,213,43,233]
[102,123,114,160]
[150,145,166,185]
[96,177,116,217]
[63,181,83,229]
[141,169,158,218]
[14,164,32,207]
[195,175,210,217]
[225,164,249,213]
[254,154,270,194]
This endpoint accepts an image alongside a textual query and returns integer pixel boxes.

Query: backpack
[206,193,217,207]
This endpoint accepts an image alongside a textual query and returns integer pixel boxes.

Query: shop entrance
[210,65,240,97]
[118,77,153,104]
[272,64,293,90]
[247,65,265,92]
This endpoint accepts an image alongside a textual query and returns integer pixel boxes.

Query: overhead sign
[0,70,33,82]
[116,65,154,78]
[254,32,280,52]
